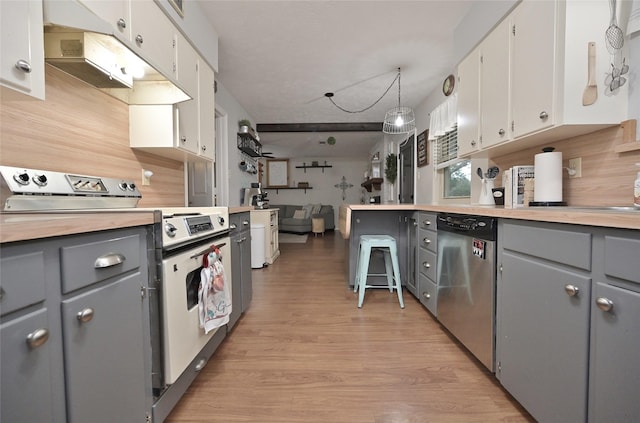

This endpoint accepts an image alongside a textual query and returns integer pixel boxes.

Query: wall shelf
[237,132,262,157]
[295,162,332,173]
[361,178,383,192]
[266,186,313,194]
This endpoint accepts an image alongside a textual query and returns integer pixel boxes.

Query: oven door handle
[189,242,227,260]
[94,253,126,269]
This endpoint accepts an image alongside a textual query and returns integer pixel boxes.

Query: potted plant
[238,119,251,133]
[385,153,398,184]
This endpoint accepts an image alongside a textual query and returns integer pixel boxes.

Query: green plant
[385,153,398,184]
[238,119,251,128]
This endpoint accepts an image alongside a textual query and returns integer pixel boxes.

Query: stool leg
[383,249,393,292]
[358,244,371,308]
[389,243,405,309]
[354,243,361,293]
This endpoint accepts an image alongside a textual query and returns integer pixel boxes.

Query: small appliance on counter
[242,182,269,209]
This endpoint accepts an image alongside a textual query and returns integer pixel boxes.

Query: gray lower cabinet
[0,226,151,423]
[417,212,437,314]
[228,212,252,330]
[588,232,640,423]
[405,212,418,297]
[497,220,640,423]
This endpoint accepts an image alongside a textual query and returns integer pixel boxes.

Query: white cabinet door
[130,0,175,78]
[0,0,45,100]
[198,60,216,160]
[175,33,199,155]
[480,19,510,148]
[510,0,556,138]
[456,46,480,157]
[78,0,130,40]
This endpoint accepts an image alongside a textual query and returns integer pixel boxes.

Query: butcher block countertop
[339,204,640,239]
[1,210,156,244]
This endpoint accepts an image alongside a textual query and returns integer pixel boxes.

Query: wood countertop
[339,204,640,239]
[229,206,253,214]
[1,211,157,244]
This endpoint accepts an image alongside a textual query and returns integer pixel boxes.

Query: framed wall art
[417,129,428,167]
[266,159,289,187]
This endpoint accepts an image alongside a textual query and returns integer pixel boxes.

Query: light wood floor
[166,231,534,423]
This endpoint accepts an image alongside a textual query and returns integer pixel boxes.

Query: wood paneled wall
[0,65,185,207]
[492,125,640,207]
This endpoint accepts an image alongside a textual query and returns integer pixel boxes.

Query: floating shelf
[266,186,313,193]
[295,162,332,173]
[237,132,262,157]
[361,178,383,192]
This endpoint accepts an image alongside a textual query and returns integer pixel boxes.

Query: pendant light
[383,68,415,134]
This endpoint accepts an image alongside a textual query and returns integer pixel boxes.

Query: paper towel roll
[534,149,563,202]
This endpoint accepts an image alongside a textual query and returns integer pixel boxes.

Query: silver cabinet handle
[15,59,32,73]
[230,223,237,230]
[26,328,49,348]
[498,128,505,136]
[423,221,431,227]
[423,238,431,245]
[564,284,579,297]
[423,292,431,300]
[423,262,430,269]
[596,297,614,312]
[94,253,125,269]
[194,358,207,372]
[135,34,144,44]
[180,136,187,143]
[117,18,127,29]
[413,221,418,227]
[242,220,250,226]
[77,308,95,323]
[539,111,548,120]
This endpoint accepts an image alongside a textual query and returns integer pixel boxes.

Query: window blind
[434,124,458,169]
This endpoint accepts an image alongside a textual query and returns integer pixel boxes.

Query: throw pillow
[311,203,322,215]
[292,209,306,219]
[302,204,314,219]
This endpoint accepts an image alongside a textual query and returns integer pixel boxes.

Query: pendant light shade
[383,68,415,134]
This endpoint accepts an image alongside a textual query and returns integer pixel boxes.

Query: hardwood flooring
[165,231,534,423]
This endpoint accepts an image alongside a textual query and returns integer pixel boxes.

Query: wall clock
[443,74,455,96]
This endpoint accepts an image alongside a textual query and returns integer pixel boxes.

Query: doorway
[399,133,415,204]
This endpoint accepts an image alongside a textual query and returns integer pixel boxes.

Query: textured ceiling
[198,1,488,158]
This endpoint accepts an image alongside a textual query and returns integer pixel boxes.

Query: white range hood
[42,0,191,105]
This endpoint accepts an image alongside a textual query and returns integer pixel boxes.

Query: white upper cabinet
[0,0,45,100]
[198,60,216,161]
[457,0,628,158]
[456,46,481,157]
[78,0,130,40]
[129,0,175,79]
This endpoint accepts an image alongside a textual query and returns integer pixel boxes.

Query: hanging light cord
[326,69,400,114]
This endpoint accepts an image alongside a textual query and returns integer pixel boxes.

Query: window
[434,124,470,198]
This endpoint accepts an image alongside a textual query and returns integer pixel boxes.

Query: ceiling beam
[256,122,383,133]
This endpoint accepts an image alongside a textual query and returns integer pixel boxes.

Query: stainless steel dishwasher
[436,213,497,372]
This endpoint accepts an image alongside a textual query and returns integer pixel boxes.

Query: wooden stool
[312,217,325,236]
[354,235,404,308]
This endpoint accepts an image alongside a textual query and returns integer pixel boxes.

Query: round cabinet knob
[15,59,32,73]
[165,223,177,237]
[470,140,477,147]
[13,171,30,185]
[423,292,431,300]
[180,136,187,143]
[596,297,614,312]
[564,284,580,297]
[135,34,144,45]
[498,128,505,136]
[539,111,549,120]
[76,308,95,323]
[117,18,127,29]
[423,238,431,245]
[423,262,430,269]
[26,328,49,348]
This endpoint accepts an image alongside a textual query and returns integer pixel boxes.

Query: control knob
[13,171,30,185]
[118,182,128,191]
[165,223,178,238]
[217,216,225,226]
[32,174,48,186]
[128,182,136,191]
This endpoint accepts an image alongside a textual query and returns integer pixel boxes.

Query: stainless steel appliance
[0,165,141,211]
[242,182,269,209]
[436,213,497,371]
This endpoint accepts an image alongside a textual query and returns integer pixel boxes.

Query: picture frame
[168,0,184,17]
[266,159,289,187]
[417,129,428,167]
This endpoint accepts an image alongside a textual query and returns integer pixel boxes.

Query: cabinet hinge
[512,24,516,36]
[146,412,152,422]
[499,264,503,274]
[480,55,484,64]
[511,121,515,132]
[479,134,483,144]
[497,361,502,375]
[140,286,147,299]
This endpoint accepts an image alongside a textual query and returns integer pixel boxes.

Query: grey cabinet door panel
[418,274,438,316]
[497,251,590,423]
[0,249,46,315]
[61,273,146,423]
[603,236,640,285]
[502,222,592,270]
[1,309,54,423]
[589,282,640,423]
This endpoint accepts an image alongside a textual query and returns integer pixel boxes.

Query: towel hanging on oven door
[198,246,231,334]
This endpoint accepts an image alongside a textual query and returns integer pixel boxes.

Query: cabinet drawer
[604,235,640,285]
[418,248,437,280]
[418,212,436,231]
[418,274,438,316]
[0,248,46,315]
[418,229,437,253]
[502,222,591,271]
[60,232,141,293]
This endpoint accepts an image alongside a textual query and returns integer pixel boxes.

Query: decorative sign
[334,176,353,201]
[417,129,428,167]
[472,238,486,260]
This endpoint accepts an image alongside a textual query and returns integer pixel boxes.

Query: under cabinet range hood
[42,0,191,105]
